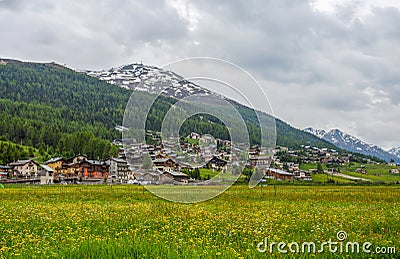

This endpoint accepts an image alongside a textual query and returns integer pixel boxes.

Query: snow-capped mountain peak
[85,63,215,99]
[303,127,326,139]
[388,147,400,158]
[304,127,399,163]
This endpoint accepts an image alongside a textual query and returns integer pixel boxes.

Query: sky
[0,0,399,149]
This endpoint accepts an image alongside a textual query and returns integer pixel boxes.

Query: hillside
[0,59,338,159]
[0,139,45,165]
[0,60,125,159]
[86,63,337,149]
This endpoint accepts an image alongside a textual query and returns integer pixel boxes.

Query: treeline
[57,131,119,159]
[0,140,38,164]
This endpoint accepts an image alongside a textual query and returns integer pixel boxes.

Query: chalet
[70,154,88,164]
[199,134,215,144]
[293,170,312,180]
[40,164,54,184]
[66,159,108,179]
[46,157,67,178]
[249,146,273,168]
[249,146,260,160]
[249,156,271,168]
[162,171,189,183]
[206,156,228,171]
[265,168,294,180]
[105,157,130,179]
[153,158,177,172]
[188,132,201,140]
[0,165,11,179]
[9,159,39,178]
[216,139,231,148]
[135,172,160,184]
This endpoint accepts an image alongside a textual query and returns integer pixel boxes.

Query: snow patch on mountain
[84,63,216,99]
[304,127,400,163]
[388,147,400,158]
[303,127,326,139]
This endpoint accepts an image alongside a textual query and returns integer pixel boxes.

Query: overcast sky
[1,0,399,149]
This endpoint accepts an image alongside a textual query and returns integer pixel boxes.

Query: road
[332,172,370,181]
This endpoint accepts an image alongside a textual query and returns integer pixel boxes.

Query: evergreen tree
[317,163,324,173]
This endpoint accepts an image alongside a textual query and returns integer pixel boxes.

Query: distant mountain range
[388,147,400,158]
[304,127,400,163]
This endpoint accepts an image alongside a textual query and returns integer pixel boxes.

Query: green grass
[311,173,352,183]
[0,185,399,258]
[199,168,220,179]
[185,137,199,146]
[299,162,400,184]
[299,163,327,171]
[340,163,400,183]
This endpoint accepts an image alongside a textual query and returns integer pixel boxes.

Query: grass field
[299,162,400,184]
[340,163,400,183]
[0,185,399,258]
[311,173,352,183]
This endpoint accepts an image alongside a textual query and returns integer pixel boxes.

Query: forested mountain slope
[0,59,339,160]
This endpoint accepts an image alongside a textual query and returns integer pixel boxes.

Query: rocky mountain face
[388,147,400,159]
[304,127,399,163]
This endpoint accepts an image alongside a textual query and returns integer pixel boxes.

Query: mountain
[85,63,214,99]
[304,127,399,163]
[0,58,126,159]
[388,147,400,158]
[85,63,337,149]
[0,58,337,160]
[303,128,327,139]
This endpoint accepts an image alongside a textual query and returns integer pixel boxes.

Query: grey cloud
[0,0,399,148]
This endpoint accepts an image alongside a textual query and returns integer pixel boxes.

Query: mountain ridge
[304,127,399,163]
[0,58,381,161]
[84,62,340,149]
[388,147,400,158]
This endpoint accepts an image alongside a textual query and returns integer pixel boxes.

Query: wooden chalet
[9,159,39,178]
[206,156,228,171]
[46,157,68,178]
[66,159,108,179]
[152,158,177,172]
[265,168,294,180]
[162,171,189,183]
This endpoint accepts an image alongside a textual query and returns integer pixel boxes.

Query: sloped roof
[87,160,105,166]
[45,157,65,164]
[40,164,54,172]
[9,160,36,166]
[269,168,293,176]
[153,158,173,163]
[110,157,127,163]
[164,171,188,177]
